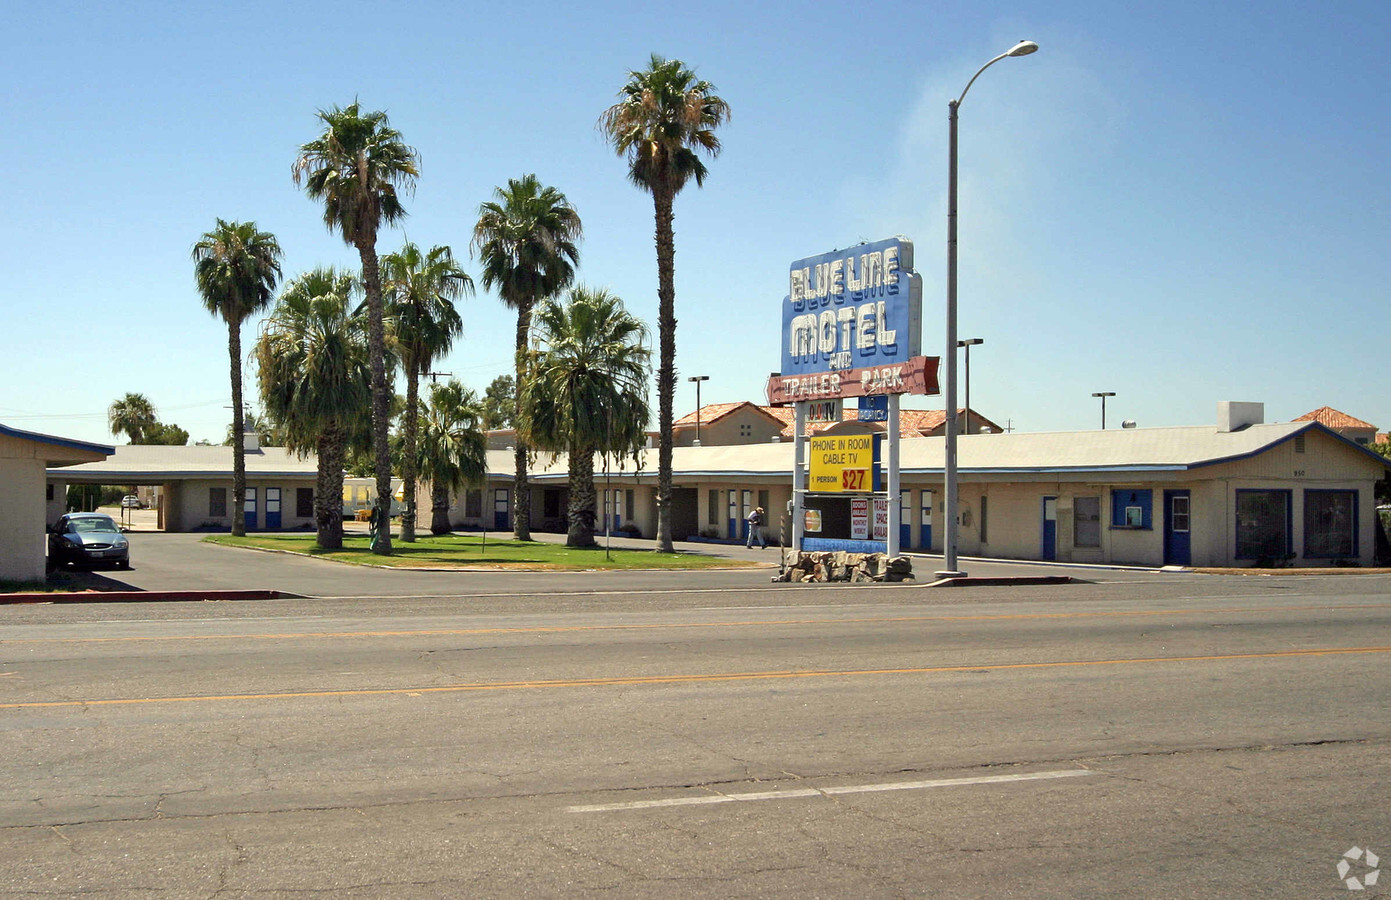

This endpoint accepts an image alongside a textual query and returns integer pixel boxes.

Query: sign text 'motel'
[768,237,939,403]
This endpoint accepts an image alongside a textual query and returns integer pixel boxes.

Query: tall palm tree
[107,393,158,444]
[600,55,730,552]
[192,219,283,537]
[382,241,473,543]
[472,174,582,541]
[253,268,373,550]
[294,100,419,555]
[523,286,650,548]
[415,379,488,536]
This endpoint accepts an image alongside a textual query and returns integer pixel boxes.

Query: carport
[1,423,112,582]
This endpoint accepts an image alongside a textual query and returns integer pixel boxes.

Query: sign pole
[792,400,806,553]
[887,393,900,557]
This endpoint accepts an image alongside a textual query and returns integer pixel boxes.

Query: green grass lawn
[203,532,761,571]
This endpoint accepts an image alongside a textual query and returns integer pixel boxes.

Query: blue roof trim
[1,423,113,456]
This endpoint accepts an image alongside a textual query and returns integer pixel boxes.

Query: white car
[121,495,142,509]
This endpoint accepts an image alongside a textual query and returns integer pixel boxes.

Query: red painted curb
[0,590,294,605]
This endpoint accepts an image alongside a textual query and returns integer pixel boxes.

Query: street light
[957,338,984,435]
[1092,392,1116,430]
[687,375,710,445]
[942,39,1038,579]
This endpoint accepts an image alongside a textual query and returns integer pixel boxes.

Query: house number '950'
[1293,470,1305,477]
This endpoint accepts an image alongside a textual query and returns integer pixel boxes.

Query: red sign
[766,356,939,404]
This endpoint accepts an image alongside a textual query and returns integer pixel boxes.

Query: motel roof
[48,444,320,482]
[2,423,113,467]
[512,420,1391,482]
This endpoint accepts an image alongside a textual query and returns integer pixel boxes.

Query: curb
[0,590,299,606]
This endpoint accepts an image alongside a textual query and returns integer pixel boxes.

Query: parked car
[47,513,130,570]
[121,495,142,509]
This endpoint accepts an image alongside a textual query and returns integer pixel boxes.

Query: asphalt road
[3,562,1389,897]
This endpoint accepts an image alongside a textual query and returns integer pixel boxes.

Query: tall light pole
[688,375,709,445]
[957,338,984,435]
[942,39,1038,578]
[1092,391,1115,429]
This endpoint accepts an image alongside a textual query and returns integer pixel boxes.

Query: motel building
[21,402,1387,572]
[437,401,1390,569]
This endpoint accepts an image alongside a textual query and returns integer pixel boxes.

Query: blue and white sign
[781,237,922,378]
[858,395,889,422]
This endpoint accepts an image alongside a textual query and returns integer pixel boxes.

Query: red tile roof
[1293,407,1377,430]
[673,402,788,429]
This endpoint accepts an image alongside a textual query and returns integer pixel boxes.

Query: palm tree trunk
[567,440,597,548]
[229,318,247,538]
[358,236,394,555]
[512,302,533,541]
[653,185,677,553]
[431,484,452,535]
[400,361,419,543]
[315,427,346,550]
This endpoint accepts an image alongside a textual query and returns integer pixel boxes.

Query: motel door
[900,489,912,550]
[921,490,934,551]
[1164,490,1192,566]
[265,488,282,530]
[1041,496,1057,561]
[727,490,738,540]
[741,490,754,542]
[244,487,257,533]
[493,489,509,531]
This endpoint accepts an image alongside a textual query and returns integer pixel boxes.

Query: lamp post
[1092,391,1116,430]
[942,39,1038,578]
[687,375,709,445]
[957,338,984,435]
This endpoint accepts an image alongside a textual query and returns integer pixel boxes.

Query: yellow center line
[1,603,1386,647]
[3,646,1388,710]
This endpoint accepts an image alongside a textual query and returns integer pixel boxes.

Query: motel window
[1074,496,1101,548]
[209,488,227,518]
[626,490,635,520]
[740,423,753,438]
[979,495,988,543]
[296,488,314,518]
[465,489,482,518]
[1304,490,1357,559]
[708,490,719,525]
[1235,490,1291,560]
[1110,489,1153,529]
[544,489,561,519]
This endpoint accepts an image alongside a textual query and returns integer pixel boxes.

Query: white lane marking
[567,768,1095,813]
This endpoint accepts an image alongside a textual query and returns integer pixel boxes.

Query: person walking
[745,506,766,549]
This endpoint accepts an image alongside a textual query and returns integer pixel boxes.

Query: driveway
[48,527,1190,599]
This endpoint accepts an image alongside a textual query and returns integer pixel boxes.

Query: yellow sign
[808,434,874,493]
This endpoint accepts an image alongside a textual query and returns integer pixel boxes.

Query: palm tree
[192,219,284,537]
[253,268,373,550]
[600,55,730,552]
[382,241,473,543]
[294,101,419,555]
[522,286,650,548]
[107,393,158,444]
[472,175,582,541]
[415,379,488,535]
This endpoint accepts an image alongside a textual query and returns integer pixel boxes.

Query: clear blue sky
[4,0,1388,446]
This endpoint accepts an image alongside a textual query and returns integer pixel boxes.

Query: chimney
[1217,401,1264,433]
[243,429,261,452]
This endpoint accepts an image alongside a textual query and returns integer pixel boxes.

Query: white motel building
[9,400,1388,582]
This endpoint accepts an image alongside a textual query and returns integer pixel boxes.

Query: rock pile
[773,550,914,583]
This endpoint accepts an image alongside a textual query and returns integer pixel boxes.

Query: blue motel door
[244,487,257,533]
[265,488,281,530]
[1164,490,1192,566]
[899,489,911,550]
[1041,496,1057,561]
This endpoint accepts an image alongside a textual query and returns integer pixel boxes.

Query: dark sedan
[48,513,131,570]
